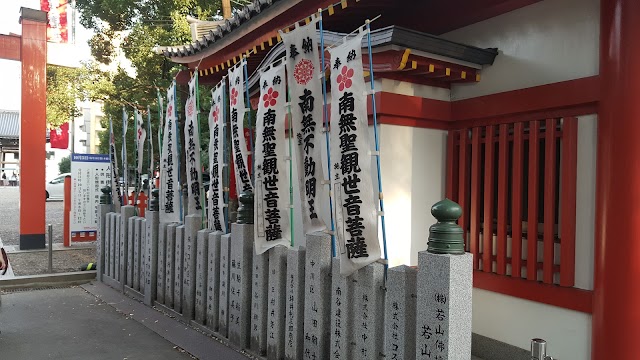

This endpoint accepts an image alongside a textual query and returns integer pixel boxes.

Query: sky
[0,0,94,110]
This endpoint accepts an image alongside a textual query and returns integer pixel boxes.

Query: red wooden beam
[543,118,557,284]
[527,120,540,281]
[483,125,495,272]
[560,117,578,287]
[0,34,21,61]
[511,122,524,278]
[496,123,509,275]
[470,127,481,269]
[446,130,457,200]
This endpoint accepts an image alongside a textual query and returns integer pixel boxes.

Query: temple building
[157,0,637,358]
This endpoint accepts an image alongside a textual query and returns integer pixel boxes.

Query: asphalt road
[0,186,64,246]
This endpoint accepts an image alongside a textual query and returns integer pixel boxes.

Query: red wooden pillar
[593,0,640,358]
[19,8,47,250]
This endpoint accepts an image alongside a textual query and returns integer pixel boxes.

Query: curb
[0,271,96,289]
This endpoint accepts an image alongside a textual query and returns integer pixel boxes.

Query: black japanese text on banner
[328,32,381,276]
[280,15,328,234]
[135,109,146,188]
[185,74,204,216]
[160,83,181,223]
[228,59,253,194]
[208,81,227,233]
[254,63,291,254]
[109,118,122,212]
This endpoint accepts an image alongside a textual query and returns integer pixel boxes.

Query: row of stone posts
[97,188,473,360]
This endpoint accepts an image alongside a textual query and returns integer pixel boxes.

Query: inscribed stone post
[284,246,306,360]
[140,218,147,294]
[102,212,110,279]
[165,223,177,308]
[384,265,417,360]
[183,215,200,320]
[174,225,185,314]
[114,214,121,281]
[303,232,332,360]
[195,228,211,324]
[120,206,134,290]
[267,245,288,360]
[330,258,353,360]
[97,204,110,282]
[144,210,159,306]
[416,252,473,360]
[207,231,222,330]
[250,247,269,355]
[228,223,254,348]
[219,233,231,337]
[109,213,116,279]
[157,222,168,304]
[134,217,142,291]
[353,262,385,360]
[128,216,136,288]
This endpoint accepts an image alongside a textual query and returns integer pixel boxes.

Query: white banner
[122,107,129,201]
[109,118,122,211]
[160,82,181,223]
[328,31,380,276]
[135,109,146,189]
[208,81,227,233]
[254,63,290,254]
[185,74,204,216]
[228,59,253,194]
[280,15,328,235]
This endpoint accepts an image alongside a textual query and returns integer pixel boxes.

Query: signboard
[70,154,110,239]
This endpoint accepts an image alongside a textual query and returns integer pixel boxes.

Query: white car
[46,173,70,200]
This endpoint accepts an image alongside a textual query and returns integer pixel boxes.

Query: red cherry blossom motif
[167,104,173,116]
[186,99,195,117]
[293,59,314,85]
[262,87,279,108]
[336,66,354,91]
[231,87,239,106]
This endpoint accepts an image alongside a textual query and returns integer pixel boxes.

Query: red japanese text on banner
[328,31,381,276]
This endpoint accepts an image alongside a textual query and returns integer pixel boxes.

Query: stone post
[140,217,147,294]
[134,217,143,291]
[97,186,112,282]
[353,262,385,360]
[384,265,417,360]
[195,228,211,324]
[416,199,472,360]
[120,206,135,292]
[174,224,185,313]
[127,216,136,288]
[157,222,167,304]
[303,232,332,360]
[250,245,269,355]
[183,214,200,320]
[206,231,223,331]
[219,233,231,337]
[285,246,306,360]
[228,221,254,348]
[109,213,116,279]
[144,190,159,306]
[165,223,177,308]
[267,245,288,360]
[330,258,353,360]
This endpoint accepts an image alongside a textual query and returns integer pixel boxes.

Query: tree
[58,155,71,174]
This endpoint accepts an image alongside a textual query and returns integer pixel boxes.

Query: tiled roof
[0,110,19,139]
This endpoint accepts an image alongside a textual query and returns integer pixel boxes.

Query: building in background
[0,110,19,174]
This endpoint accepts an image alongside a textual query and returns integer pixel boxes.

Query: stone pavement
[0,284,251,360]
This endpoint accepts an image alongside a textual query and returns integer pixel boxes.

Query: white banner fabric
[109,118,122,211]
[208,81,227,233]
[280,15,328,235]
[185,74,204,216]
[328,31,381,276]
[160,83,181,223]
[254,63,291,254]
[228,59,253,195]
[122,107,129,201]
[135,109,146,188]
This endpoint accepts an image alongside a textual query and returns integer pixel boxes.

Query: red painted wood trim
[446,130,456,200]
[0,34,21,61]
[458,131,469,247]
[474,271,593,314]
[496,124,509,275]
[543,119,557,284]
[452,76,599,122]
[560,117,578,287]
[377,91,452,123]
[376,115,450,130]
[511,123,524,278]
[483,125,495,272]
[470,127,481,269]
[527,120,540,281]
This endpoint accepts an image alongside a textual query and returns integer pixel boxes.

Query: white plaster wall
[379,124,446,266]
[443,0,600,100]
[473,288,592,360]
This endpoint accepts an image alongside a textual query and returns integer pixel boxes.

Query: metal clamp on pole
[531,338,554,360]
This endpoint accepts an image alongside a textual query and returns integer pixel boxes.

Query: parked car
[46,173,70,200]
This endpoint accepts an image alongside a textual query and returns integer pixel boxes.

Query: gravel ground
[0,186,96,276]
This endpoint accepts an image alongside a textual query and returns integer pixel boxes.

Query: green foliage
[58,155,71,174]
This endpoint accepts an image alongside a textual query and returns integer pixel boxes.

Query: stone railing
[97,190,473,360]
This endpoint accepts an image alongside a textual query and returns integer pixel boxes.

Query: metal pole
[48,224,53,273]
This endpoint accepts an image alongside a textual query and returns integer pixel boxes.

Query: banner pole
[365,20,389,269]
[319,10,337,258]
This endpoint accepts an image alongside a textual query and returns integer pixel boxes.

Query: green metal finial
[100,186,112,205]
[427,198,465,255]
[237,190,254,224]
[149,189,159,211]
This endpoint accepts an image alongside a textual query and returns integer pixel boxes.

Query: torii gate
[0,8,47,250]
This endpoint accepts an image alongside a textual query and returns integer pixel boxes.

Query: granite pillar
[165,223,177,308]
[114,214,120,281]
[157,222,168,304]
[303,232,332,360]
[109,213,116,279]
[120,206,135,291]
[140,217,147,294]
[330,258,353,360]
[174,225,185,314]
[228,223,254,348]
[416,252,473,360]
[219,233,231,337]
[207,231,223,331]
[284,246,306,360]
[127,216,136,288]
[250,247,270,355]
[182,215,200,320]
[267,245,288,360]
[353,262,385,360]
[144,210,159,306]
[97,204,110,282]
[133,217,142,291]
[195,228,211,324]
[384,265,417,360]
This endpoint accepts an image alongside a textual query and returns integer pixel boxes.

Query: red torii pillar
[593,0,640,358]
